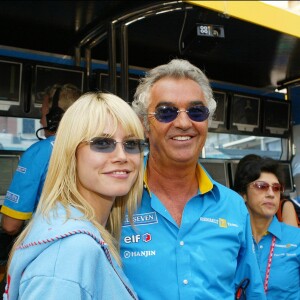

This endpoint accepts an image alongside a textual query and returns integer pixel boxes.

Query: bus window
[204,132,286,160]
[0,116,40,151]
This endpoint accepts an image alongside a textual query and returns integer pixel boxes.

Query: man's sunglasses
[88,137,146,154]
[248,181,284,193]
[148,105,210,123]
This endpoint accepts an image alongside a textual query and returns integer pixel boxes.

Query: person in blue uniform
[120,59,266,300]
[234,154,300,298]
[0,84,81,235]
[4,92,146,299]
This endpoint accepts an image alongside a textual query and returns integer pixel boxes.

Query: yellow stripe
[185,1,300,38]
[143,160,213,195]
[0,206,32,220]
[197,163,213,194]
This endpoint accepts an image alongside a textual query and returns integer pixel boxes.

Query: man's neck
[146,156,199,226]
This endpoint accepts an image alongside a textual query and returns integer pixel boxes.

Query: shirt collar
[267,216,283,240]
[143,155,214,196]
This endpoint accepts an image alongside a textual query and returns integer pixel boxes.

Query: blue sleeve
[235,213,266,300]
[19,276,92,300]
[1,138,53,220]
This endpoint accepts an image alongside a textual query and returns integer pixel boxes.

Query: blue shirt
[1,136,55,220]
[254,216,300,299]
[120,158,266,300]
[4,203,137,300]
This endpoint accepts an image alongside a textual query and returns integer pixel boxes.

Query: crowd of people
[1,58,299,299]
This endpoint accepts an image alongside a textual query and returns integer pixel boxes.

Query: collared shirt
[120,156,266,300]
[1,136,55,220]
[254,216,300,299]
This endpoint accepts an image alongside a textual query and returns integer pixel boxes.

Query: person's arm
[1,138,52,235]
[1,214,24,235]
[281,200,299,227]
[235,212,266,300]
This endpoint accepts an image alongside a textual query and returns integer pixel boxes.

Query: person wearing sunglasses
[3,92,145,300]
[120,59,266,299]
[233,154,300,299]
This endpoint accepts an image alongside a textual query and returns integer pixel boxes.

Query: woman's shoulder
[24,205,103,247]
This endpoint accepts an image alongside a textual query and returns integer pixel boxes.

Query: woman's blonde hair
[9,92,144,266]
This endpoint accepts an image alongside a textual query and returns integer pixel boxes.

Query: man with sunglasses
[120,59,266,299]
[234,154,300,299]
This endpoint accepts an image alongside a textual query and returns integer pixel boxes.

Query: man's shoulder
[28,136,55,150]
[21,136,55,159]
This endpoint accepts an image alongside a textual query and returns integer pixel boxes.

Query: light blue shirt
[254,216,300,299]
[1,136,55,220]
[120,158,266,300]
[4,204,137,300]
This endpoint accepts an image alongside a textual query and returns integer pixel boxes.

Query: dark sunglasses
[249,181,284,193]
[88,137,146,154]
[148,105,210,123]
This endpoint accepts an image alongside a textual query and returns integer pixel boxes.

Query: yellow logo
[219,218,228,228]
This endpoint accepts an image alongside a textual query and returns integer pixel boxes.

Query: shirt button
[180,241,184,246]
[260,245,263,249]
[183,279,188,285]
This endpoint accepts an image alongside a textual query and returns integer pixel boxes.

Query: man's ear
[242,194,247,203]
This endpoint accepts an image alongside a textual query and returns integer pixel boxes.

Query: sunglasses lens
[253,181,282,193]
[90,138,145,154]
[90,137,115,153]
[155,106,178,123]
[272,183,282,192]
[188,105,210,122]
[154,105,210,123]
[123,140,145,154]
[254,182,269,191]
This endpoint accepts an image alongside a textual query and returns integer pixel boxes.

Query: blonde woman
[4,92,145,300]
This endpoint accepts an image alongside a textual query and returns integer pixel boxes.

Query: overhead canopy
[186,1,300,38]
[0,1,300,91]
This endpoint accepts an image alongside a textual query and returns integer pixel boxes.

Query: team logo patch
[200,217,238,228]
[219,218,228,228]
[143,232,152,242]
[5,191,20,203]
[123,233,152,244]
[17,166,26,173]
[123,212,158,226]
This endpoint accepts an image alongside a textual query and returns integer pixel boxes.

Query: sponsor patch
[17,166,26,173]
[200,216,238,228]
[5,191,20,203]
[275,243,297,248]
[124,233,152,244]
[123,250,156,259]
[219,218,228,228]
[123,212,158,226]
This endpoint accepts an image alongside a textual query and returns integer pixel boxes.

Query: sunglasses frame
[148,104,210,123]
[248,180,284,193]
[88,137,146,154]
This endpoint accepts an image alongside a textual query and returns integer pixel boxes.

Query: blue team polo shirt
[254,216,300,299]
[1,136,55,220]
[120,156,266,300]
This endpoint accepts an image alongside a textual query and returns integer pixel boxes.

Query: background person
[276,196,299,227]
[233,154,300,298]
[120,59,266,299]
[4,92,145,299]
[0,84,81,235]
